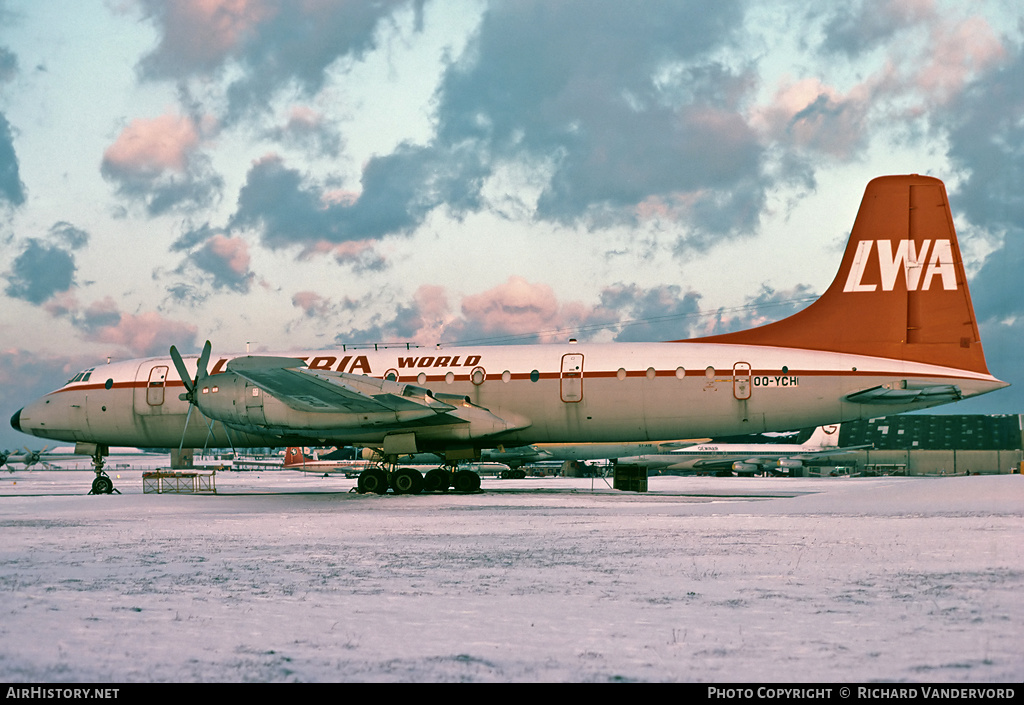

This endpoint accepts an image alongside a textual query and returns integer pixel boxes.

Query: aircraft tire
[391,467,424,495]
[357,467,389,495]
[423,468,450,492]
[452,469,481,493]
[90,475,114,495]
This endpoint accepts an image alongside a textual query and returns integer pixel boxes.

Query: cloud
[433,0,763,236]
[135,0,421,121]
[819,0,934,57]
[699,284,818,337]
[188,233,254,292]
[263,106,343,158]
[101,113,222,215]
[912,15,1006,107]
[595,284,703,343]
[88,310,198,358]
[938,44,1024,328]
[71,297,199,358]
[48,221,89,249]
[752,78,871,160]
[3,221,92,305]
[292,290,331,319]
[0,111,26,208]
[198,1,774,255]
[135,0,275,77]
[337,277,723,347]
[103,113,202,176]
[227,148,482,253]
[4,239,76,304]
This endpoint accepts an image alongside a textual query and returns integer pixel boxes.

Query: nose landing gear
[85,444,120,495]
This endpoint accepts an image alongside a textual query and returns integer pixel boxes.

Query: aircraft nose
[11,407,22,433]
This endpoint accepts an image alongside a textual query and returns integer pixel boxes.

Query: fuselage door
[245,383,267,426]
[733,362,752,400]
[146,366,168,406]
[561,353,584,403]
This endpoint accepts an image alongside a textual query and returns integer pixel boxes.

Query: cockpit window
[67,368,94,385]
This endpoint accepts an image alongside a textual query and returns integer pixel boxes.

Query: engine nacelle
[776,458,803,469]
[731,461,760,474]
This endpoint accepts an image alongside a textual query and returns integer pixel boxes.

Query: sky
[1,0,1022,450]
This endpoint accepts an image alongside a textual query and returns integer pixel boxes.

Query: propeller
[170,340,212,451]
[170,339,212,404]
[21,445,49,468]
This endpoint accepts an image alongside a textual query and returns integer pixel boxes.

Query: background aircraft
[480,438,708,467]
[1,447,54,471]
[281,447,371,476]
[616,425,865,475]
[1,446,165,472]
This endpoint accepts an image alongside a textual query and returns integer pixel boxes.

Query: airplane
[481,438,708,467]
[1,447,53,471]
[615,424,866,476]
[1,445,163,472]
[10,175,1008,496]
[281,447,372,477]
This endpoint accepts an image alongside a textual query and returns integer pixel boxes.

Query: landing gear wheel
[452,469,481,493]
[89,473,116,495]
[357,467,389,494]
[423,468,451,492]
[391,467,424,495]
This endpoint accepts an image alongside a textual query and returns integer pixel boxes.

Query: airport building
[836,414,1023,476]
[724,415,1023,476]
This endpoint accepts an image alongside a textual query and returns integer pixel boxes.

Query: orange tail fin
[687,174,991,375]
[283,447,305,467]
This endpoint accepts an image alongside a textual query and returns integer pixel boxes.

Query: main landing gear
[355,464,481,495]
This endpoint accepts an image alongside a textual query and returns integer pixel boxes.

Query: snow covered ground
[0,469,1021,683]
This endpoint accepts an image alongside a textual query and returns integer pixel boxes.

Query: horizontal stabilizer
[845,383,961,405]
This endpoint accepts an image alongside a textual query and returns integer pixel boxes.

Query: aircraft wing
[224,356,531,442]
[227,356,457,415]
[653,439,712,450]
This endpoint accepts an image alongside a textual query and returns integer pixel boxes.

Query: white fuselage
[14,340,1005,453]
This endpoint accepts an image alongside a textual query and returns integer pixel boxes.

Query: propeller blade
[196,340,212,382]
[173,341,212,452]
[169,345,193,393]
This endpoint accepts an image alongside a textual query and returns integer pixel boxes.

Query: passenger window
[530,370,540,382]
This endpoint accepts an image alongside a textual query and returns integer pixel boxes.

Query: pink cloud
[42,291,79,319]
[460,277,576,342]
[103,114,203,178]
[915,16,1006,104]
[753,78,871,159]
[287,106,322,129]
[147,0,275,69]
[204,234,250,275]
[292,290,331,318]
[84,310,198,358]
